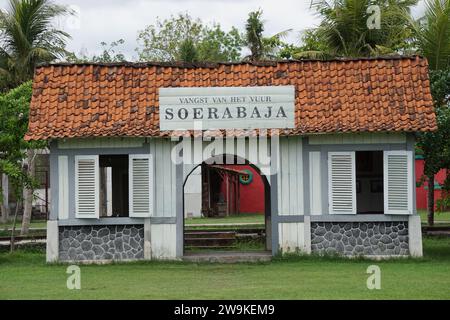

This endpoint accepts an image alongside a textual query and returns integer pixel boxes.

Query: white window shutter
[384,151,413,215]
[129,154,153,217]
[328,152,356,214]
[75,155,99,218]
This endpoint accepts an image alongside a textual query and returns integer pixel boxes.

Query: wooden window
[129,154,153,217]
[328,152,356,214]
[383,151,413,215]
[75,155,99,218]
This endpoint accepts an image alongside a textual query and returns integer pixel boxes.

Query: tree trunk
[1,173,10,224]
[427,175,435,226]
[10,202,20,252]
[21,149,36,235]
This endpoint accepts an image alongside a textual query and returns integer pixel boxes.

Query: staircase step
[185,238,235,247]
[184,231,236,239]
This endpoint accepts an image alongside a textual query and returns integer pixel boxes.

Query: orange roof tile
[25,56,436,140]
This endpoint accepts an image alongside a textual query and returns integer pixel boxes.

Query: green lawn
[0,237,449,299]
[0,219,47,230]
[185,213,265,225]
[418,210,450,223]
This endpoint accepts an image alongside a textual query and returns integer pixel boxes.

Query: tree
[412,0,450,70]
[302,0,417,57]
[413,0,450,225]
[0,82,44,239]
[416,70,450,225]
[0,0,71,91]
[177,38,199,63]
[136,13,243,62]
[66,39,128,63]
[0,0,70,234]
[244,9,292,61]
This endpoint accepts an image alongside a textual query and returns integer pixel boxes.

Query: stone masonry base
[311,221,409,256]
[59,225,144,261]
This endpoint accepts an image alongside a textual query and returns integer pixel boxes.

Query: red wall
[415,158,447,209]
[220,165,265,214]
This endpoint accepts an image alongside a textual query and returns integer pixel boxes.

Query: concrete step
[183,251,272,263]
[184,231,236,239]
[185,237,235,247]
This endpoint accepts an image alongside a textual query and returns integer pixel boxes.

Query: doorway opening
[182,155,271,254]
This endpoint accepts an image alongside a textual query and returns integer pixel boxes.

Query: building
[25,56,436,262]
[415,156,448,210]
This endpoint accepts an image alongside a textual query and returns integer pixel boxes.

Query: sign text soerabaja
[159,86,295,130]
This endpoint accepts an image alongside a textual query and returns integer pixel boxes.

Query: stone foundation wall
[59,225,144,261]
[311,221,409,256]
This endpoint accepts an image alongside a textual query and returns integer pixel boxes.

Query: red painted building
[220,165,265,214]
[415,157,448,209]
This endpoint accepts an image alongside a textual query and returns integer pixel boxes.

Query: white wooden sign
[159,86,295,130]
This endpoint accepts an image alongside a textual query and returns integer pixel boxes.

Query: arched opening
[182,154,271,255]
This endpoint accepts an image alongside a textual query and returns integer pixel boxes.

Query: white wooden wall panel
[58,138,145,149]
[277,136,303,215]
[58,156,69,220]
[278,222,305,253]
[150,139,177,217]
[309,151,322,215]
[151,224,177,259]
[308,133,406,145]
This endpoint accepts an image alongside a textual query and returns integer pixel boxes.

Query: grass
[0,219,47,230]
[0,237,449,299]
[185,213,265,225]
[418,210,450,223]
[0,229,46,238]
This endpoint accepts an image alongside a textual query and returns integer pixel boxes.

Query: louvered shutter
[328,152,356,214]
[129,154,153,217]
[384,151,413,214]
[75,155,99,218]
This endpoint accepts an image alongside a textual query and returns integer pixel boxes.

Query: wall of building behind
[415,158,448,210]
[220,165,265,214]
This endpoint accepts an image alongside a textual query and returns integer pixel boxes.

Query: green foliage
[245,10,265,61]
[196,25,242,62]
[417,69,450,178]
[0,0,71,90]
[177,38,199,63]
[244,9,292,61]
[0,82,44,197]
[301,0,417,57]
[412,0,450,70]
[66,39,127,63]
[136,13,243,62]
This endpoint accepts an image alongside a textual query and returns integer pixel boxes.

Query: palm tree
[0,0,71,89]
[412,0,450,70]
[244,10,291,61]
[304,0,417,57]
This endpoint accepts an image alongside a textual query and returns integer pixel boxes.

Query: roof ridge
[36,55,424,69]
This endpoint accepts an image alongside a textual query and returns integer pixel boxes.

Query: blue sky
[0,0,427,60]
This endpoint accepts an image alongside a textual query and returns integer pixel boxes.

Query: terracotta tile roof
[25,56,436,140]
